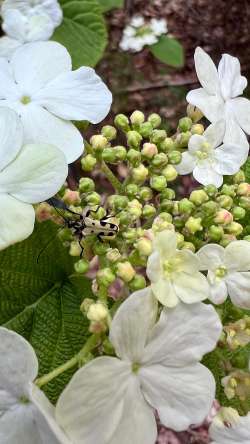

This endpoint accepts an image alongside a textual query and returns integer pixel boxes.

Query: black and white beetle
[47,197,119,255]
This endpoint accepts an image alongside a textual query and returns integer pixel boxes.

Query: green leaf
[52,0,107,68]
[0,221,93,402]
[150,35,184,68]
[97,0,124,12]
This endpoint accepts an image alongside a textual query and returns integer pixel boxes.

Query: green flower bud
[127,148,141,166]
[225,222,243,236]
[201,201,218,215]
[116,261,136,282]
[178,117,192,132]
[102,147,116,163]
[181,241,196,252]
[220,234,237,247]
[148,113,162,128]
[159,137,175,153]
[214,209,233,225]
[216,195,233,210]
[178,198,195,214]
[237,183,250,196]
[113,195,129,210]
[233,170,245,184]
[114,113,130,131]
[129,274,146,291]
[150,129,167,144]
[90,134,108,151]
[162,165,178,181]
[80,298,93,314]
[150,175,167,192]
[204,184,218,197]
[158,212,173,223]
[128,199,143,217]
[142,204,156,218]
[85,192,101,206]
[122,228,137,241]
[175,131,191,148]
[81,154,97,172]
[141,142,158,159]
[69,241,82,256]
[243,235,250,241]
[190,189,209,206]
[126,183,139,199]
[101,125,117,141]
[160,199,174,212]
[74,259,89,274]
[151,152,168,168]
[114,145,127,162]
[185,216,203,234]
[136,238,152,256]
[79,177,95,193]
[139,186,153,201]
[168,150,182,164]
[87,302,109,322]
[132,164,149,183]
[106,248,121,263]
[208,225,224,241]
[190,123,205,135]
[127,130,142,148]
[176,232,184,248]
[93,241,110,255]
[160,188,175,200]
[152,216,174,233]
[221,184,236,197]
[139,122,153,138]
[232,206,246,220]
[239,196,250,210]
[187,104,203,122]
[118,210,130,225]
[130,110,145,126]
[96,267,116,287]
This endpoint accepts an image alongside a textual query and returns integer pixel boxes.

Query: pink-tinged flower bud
[141,142,158,159]
[63,189,81,205]
[89,320,107,334]
[35,202,52,222]
[237,182,250,196]
[214,209,233,225]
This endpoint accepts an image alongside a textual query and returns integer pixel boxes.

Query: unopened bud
[96,267,116,287]
[168,150,182,164]
[89,320,107,334]
[90,134,108,151]
[114,145,127,162]
[162,164,178,181]
[208,225,224,241]
[237,182,250,196]
[106,248,121,263]
[160,188,175,200]
[233,170,245,184]
[63,189,81,205]
[190,189,208,206]
[204,184,218,197]
[130,110,145,126]
[141,142,158,159]
[127,148,141,166]
[74,259,89,274]
[116,261,136,282]
[142,204,156,218]
[225,221,243,236]
[127,130,142,148]
[136,238,153,256]
[129,274,146,291]
[79,177,95,193]
[178,198,195,214]
[148,113,161,128]
[114,113,130,131]
[113,195,129,210]
[159,137,174,152]
[85,192,101,206]
[80,298,93,314]
[187,104,203,122]
[132,164,149,183]
[139,122,153,138]
[139,186,153,201]
[175,131,191,148]
[220,234,237,247]
[87,302,109,322]
[101,125,117,141]
[232,206,246,220]
[181,241,196,252]
[221,184,236,197]
[81,154,97,171]
[239,196,250,210]
[150,175,167,192]
[69,241,82,256]
[35,202,52,222]
[151,152,168,168]
[214,209,233,225]
[178,117,192,132]
[128,199,143,217]
[185,216,203,234]
[191,123,204,135]
[216,195,233,210]
[102,147,116,163]
[150,129,167,144]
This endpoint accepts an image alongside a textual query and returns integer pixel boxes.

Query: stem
[35,334,100,388]
[101,161,122,193]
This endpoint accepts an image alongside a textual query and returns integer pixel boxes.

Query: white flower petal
[209,412,250,444]
[146,251,162,283]
[175,151,196,175]
[173,271,210,303]
[226,272,250,309]
[152,229,177,259]
[186,88,224,123]
[0,194,35,250]
[223,112,249,148]
[26,14,55,41]
[20,104,83,163]
[214,143,248,175]
[203,120,225,148]
[197,244,225,270]
[188,134,205,153]
[218,54,247,100]
[231,97,250,136]
[0,143,68,203]
[0,327,38,394]
[151,278,179,307]
[208,273,228,304]
[10,41,72,94]
[194,47,220,94]
[175,250,201,274]
[56,357,131,444]
[193,164,223,187]
[33,67,112,123]
[0,107,23,171]
[0,57,19,98]
[109,288,157,362]
[225,240,250,271]
[140,362,215,431]
[2,0,63,26]
[142,302,222,366]
[2,9,27,41]
[0,36,22,58]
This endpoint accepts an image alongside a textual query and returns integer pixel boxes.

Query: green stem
[101,161,122,193]
[35,334,100,388]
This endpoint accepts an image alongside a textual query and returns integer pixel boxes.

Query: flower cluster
[120,15,167,52]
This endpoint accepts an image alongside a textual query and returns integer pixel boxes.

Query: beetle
[47,197,119,255]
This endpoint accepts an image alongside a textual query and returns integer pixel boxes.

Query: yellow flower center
[163,256,183,277]
[132,362,140,373]
[215,265,227,278]
[20,95,31,105]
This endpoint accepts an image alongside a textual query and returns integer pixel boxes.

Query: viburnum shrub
[0,10,250,443]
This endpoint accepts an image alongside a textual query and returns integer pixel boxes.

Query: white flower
[197,240,250,309]
[0,41,112,163]
[146,230,210,307]
[209,407,250,444]
[176,120,248,187]
[0,107,67,250]
[56,288,222,443]
[1,0,63,26]
[130,15,145,28]
[187,47,250,148]
[150,18,167,36]
[0,0,63,57]
[0,327,70,444]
